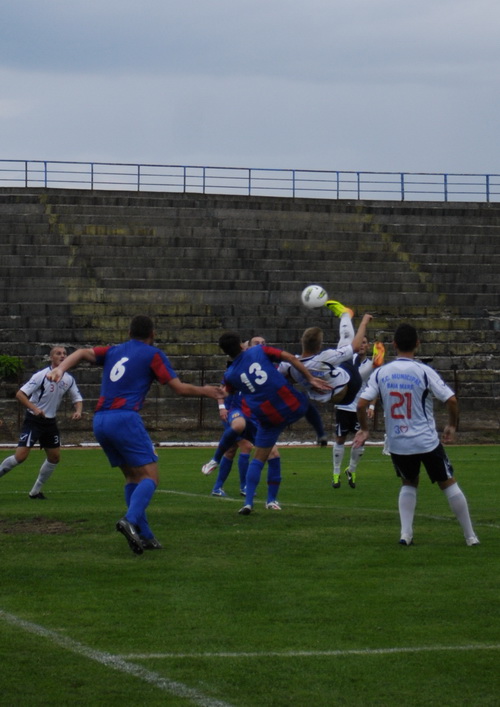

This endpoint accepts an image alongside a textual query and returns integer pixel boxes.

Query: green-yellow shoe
[325,300,354,318]
[332,474,341,489]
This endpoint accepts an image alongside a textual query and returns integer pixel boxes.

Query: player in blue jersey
[47,315,223,554]
[354,323,479,546]
[217,332,332,515]
[202,335,282,507]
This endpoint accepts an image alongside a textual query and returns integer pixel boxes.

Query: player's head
[49,346,67,367]
[394,323,418,353]
[219,331,243,358]
[248,335,266,347]
[301,327,323,354]
[130,315,154,341]
[358,335,369,356]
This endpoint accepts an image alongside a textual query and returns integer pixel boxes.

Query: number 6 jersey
[93,340,177,412]
[360,357,455,454]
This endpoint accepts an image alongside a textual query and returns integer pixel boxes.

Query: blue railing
[0,159,499,202]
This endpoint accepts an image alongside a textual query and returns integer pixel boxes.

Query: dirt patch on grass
[0,516,74,534]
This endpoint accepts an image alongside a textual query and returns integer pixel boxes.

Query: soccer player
[203,335,283,508]
[47,315,223,554]
[332,333,385,489]
[353,323,479,547]
[0,346,83,499]
[217,331,334,514]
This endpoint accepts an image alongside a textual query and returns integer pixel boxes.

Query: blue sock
[213,456,233,492]
[238,452,250,490]
[267,457,282,503]
[213,427,240,463]
[126,478,157,528]
[124,482,152,538]
[245,459,265,506]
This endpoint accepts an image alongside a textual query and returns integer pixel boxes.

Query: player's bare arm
[15,389,45,417]
[47,348,97,382]
[168,378,224,400]
[351,314,373,353]
[442,395,458,444]
[352,397,372,448]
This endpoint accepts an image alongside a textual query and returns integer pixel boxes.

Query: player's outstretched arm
[168,378,224,400]
[47,348,97,382]
[351,314,373,353]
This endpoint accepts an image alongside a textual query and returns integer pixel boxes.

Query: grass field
[0,444,498,706]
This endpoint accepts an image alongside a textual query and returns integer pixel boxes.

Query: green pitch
[0,445,498,706]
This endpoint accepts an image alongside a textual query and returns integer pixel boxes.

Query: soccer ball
[301,284,328,309]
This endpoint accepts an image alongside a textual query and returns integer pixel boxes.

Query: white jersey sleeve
[285,350,351,403]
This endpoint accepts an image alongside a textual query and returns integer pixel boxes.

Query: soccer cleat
[399,535,414,546]
[372,340,386,368]
[324,300,354,319]
[331,476,341,489]
[240,487,246,497]
[238,504,253,515]
[466,535,480,546]
[116,517,144,555]
[141,536,163,550]
[29,492,47,500]
[317,435,328,447]
[211,488,228,497]
[201,459,218,475]
[344,468,356,489]
[265,500,282,510]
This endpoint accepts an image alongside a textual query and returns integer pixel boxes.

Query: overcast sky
[1,0,499,175]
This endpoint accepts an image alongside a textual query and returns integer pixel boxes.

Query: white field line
[2,487,496,531]
[0,609,233,707]
[120,643,500,660]
[157,489,500,530]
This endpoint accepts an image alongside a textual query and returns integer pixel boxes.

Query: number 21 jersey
[361,357,454,454]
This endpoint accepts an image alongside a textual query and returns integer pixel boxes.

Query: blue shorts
[93,410,158,468]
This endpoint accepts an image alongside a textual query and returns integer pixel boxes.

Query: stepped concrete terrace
[0,187,499,443]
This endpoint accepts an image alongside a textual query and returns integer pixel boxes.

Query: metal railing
[1,159,499,202]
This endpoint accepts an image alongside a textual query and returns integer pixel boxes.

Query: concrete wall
[0,188,499,443]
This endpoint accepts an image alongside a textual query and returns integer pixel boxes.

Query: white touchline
[0,610,233,707]
[119,644,500,660]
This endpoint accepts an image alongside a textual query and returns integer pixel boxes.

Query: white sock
[30,461,58,495]
[338,312,354,346]
[349,445,365,471]
[333,443,345,475]
[443,483,476,540]
[398,486,417,539]
[0,455,20,478]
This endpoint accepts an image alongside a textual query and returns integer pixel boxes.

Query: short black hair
[394,323,418,352]
[219,331,242,358]
[130,315,154,340]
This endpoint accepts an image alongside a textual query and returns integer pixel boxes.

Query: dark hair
[130,315,154,340]
[219,331,242,358]
[394,323,418,352]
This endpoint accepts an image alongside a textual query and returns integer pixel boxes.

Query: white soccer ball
[301,284,328,309]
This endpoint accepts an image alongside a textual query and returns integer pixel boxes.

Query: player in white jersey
[332,334,385,488]
[279,307,373,405]
[0,346,83,499]
[353,323,479,547]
